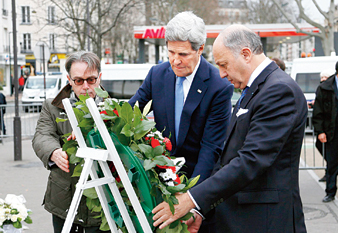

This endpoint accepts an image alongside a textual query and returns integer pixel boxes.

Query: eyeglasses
[70,77,98,86]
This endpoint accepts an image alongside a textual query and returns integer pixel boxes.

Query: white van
[99,64,155,100]
[22,73,63,111]
[290,55,338,102]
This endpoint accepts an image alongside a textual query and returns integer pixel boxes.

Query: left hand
[152,193,196,229]
[185,211,202,233]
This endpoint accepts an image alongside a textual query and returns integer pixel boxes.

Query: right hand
[50,148,70,173]
[318,133,327,143]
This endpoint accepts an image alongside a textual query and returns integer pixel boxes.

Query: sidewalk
[1,139,338,232]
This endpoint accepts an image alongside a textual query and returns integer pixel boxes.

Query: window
[48,6,56,24]
[49,34,56,50]
[23,33,31,51]
[295,73,320,93]
[21,6,30,23]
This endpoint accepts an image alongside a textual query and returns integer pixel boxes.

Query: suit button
[220,198,224,202]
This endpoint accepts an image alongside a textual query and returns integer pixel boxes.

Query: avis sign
[142,27,165,39]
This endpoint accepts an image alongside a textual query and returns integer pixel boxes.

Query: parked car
[22,73,63,112]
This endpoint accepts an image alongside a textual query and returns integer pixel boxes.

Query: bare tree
[271,0,336,56]
[51,0,137,59]
[247,0,296,24]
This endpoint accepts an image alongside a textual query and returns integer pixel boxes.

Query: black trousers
[325,128,338,197]
[52,215,108,233]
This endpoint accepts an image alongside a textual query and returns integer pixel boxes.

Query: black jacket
[312,74,338,142]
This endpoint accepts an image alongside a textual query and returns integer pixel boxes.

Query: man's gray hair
[165,11,206,51]
[222,25,263,57]
[65,51,101,75]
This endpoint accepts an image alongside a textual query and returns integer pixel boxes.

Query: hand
[67,131,76,141]
[318,133,327,143]
[50,148,70,173]
[152,193,196,229]
[185,211,202,233]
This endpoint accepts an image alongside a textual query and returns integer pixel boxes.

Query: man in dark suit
[129,12,233,185]
[152,24,307,233]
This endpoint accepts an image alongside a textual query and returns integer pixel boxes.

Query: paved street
[0,139,337,232]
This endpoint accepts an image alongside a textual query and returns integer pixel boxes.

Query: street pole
[9,32,12,96]
[86,0,90,51]
[12,0,22,161]
[41,44,46,99]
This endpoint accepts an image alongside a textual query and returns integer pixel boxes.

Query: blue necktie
[175,76,185,142]
[237,86,249,110]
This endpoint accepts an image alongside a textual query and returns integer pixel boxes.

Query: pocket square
[236,108,248,117]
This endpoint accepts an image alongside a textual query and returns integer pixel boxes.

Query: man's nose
[82,80,90,89]
[219,69,227,79]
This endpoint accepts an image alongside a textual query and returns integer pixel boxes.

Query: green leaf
[112,117,125,134]
[72,163,83,177]
[143,159,157,171]
[95,87,109,98]
[134,121,156,140]
[179,212,194,221]
[120,102,134,124]
[166,184,186,194]
[83,188,98,199]
[152,145,164,156]
[143,100,152,116]
[13,221,22,229]
[86,197,101,211]
[99,214,110,231]
[138,144,153,159]
[24,215,33,224]
[56,117,68,123]
[153,155,174,166]
[78,93,90,102]
[121,123,134,137]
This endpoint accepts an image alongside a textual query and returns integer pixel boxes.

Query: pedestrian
[32,51,108,232]
[0,88,6,136]
[129,11,233,232]
[152,24,308,233]
[312,61,338,202]
[314,69,335,182]
[19,76,25,92]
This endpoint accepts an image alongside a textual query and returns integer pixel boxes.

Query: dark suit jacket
[190,61,308,232]
[129,56,233,183]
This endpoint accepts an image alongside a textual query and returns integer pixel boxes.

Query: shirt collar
[247,57,272,88]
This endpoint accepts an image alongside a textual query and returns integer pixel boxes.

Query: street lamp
[9,31,12,96]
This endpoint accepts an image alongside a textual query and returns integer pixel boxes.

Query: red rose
[100,110,108,115]
[150,137,161,148]
[115,177,121,183]
[144,137,150,141]
[163,137,172,151]
[174,175,181,185]
[113,109,119,116]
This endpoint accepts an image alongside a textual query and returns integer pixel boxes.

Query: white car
[22,74,62,112]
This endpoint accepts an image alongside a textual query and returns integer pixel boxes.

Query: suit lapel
[223,62,278,150]
[164,67,177,146]
[177,57,209,148]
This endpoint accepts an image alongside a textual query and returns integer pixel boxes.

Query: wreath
[57,88,199,233]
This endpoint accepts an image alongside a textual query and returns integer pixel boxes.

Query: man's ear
[241,47,252,62]
[198,44,205,56]
[67,75,72,86]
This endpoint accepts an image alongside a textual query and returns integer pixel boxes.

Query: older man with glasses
[33,51,109,233]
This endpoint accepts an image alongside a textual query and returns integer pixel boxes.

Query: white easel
[61,98,152,233]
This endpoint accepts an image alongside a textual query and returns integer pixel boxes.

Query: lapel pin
[197,89,202,93]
